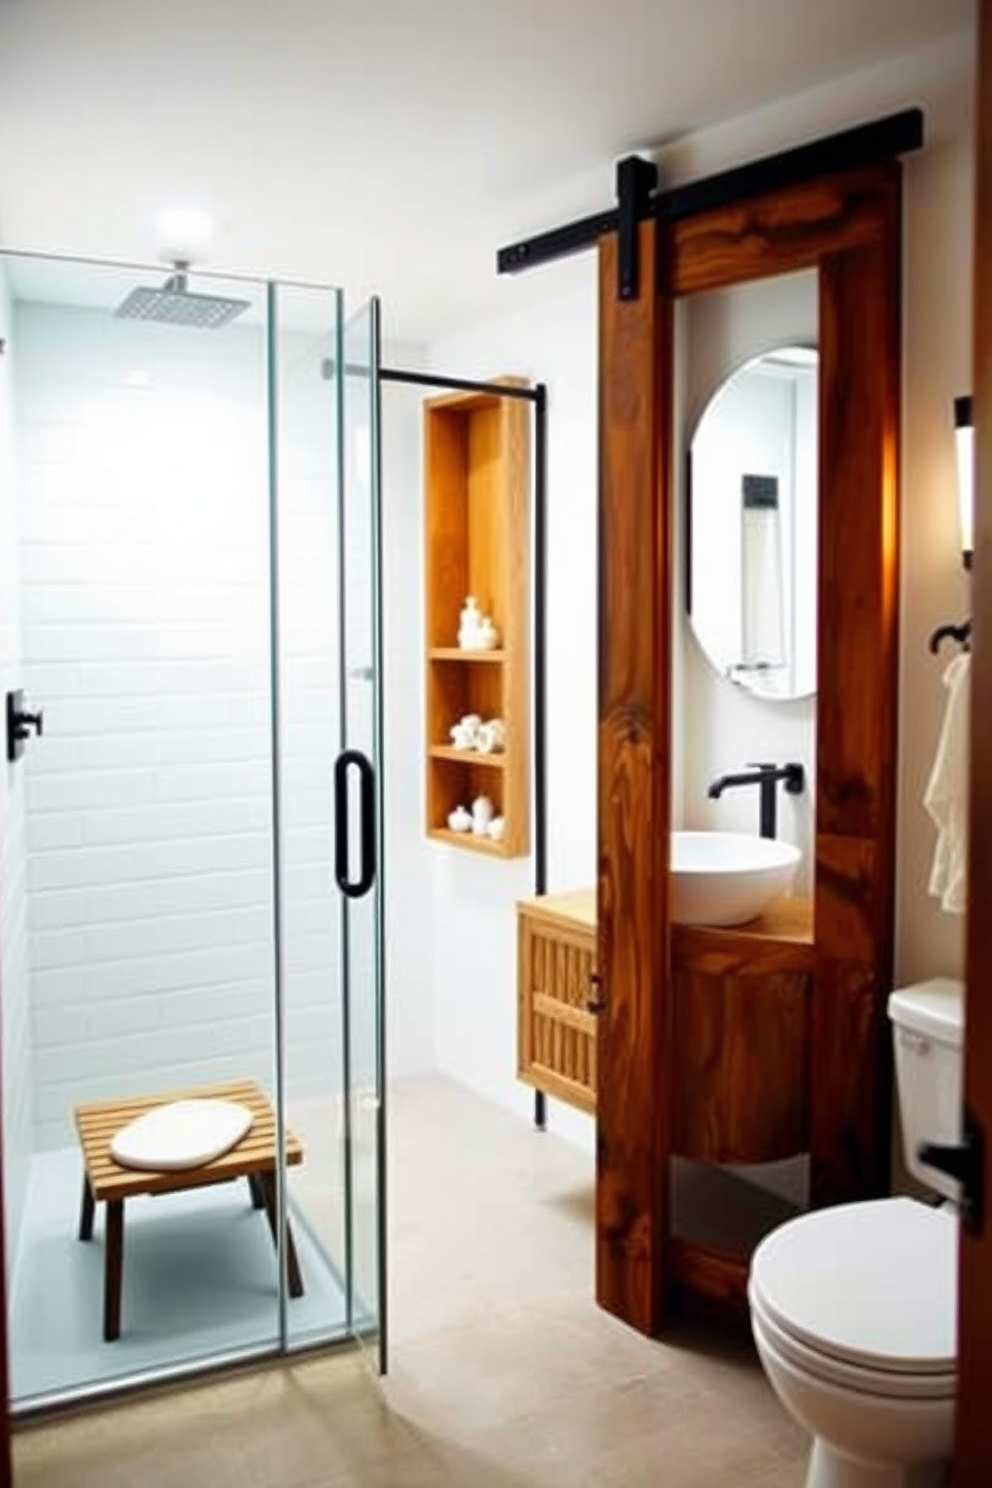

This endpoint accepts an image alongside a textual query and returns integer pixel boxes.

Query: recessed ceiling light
[157,207,215,251]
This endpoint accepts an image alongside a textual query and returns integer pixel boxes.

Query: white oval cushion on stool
[750,1197,957,1380]
[110,1099,254,1171]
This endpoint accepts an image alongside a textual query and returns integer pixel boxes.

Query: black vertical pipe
[533,384,548,1132]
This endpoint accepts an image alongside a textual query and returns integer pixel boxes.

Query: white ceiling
[0,0,971,343]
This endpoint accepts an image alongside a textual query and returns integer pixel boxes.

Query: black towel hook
[928,619,971,655]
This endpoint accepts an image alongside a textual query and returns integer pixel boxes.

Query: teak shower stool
[74,1079,304,1342]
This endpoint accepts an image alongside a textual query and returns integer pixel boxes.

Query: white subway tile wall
[12,299,345,1149]
[1,291,432,1225]
[0,266,34,1281]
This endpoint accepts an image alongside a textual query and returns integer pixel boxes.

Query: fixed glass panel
[270,281,350,1351]
[0,252,280,1403]
[337,297,386,1370]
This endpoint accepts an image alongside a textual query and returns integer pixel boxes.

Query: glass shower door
[335,298,386,1371]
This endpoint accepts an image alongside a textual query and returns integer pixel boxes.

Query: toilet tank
[888,978,964,1203]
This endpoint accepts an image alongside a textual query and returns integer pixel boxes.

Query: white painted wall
[381,371,435,1081]
[427,268,599,1150]
[0,264,33,1280]
[13,301,277,1150]
[8,293,429,1155]
[424,33,974,1144]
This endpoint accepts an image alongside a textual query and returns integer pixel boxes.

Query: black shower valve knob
[6,690,44,762]
[17,709,43,739]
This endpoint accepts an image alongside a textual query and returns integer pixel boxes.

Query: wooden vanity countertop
[516,888,813,946]
[517,887,596,933]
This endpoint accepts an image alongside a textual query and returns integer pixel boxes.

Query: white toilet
[748,978,963,1488]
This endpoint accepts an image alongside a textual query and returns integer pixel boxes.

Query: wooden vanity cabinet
[517,891,598,1114]
[517,890,814,1167]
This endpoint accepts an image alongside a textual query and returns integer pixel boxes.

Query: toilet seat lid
[750,1198,957,1375]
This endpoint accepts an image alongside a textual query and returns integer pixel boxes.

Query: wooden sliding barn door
[595,222,674,1333]
[597,166,902,1335]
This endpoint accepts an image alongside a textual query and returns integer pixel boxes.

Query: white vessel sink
[671,830,800,927]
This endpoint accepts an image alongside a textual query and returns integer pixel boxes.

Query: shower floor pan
[75,1079,304,1341]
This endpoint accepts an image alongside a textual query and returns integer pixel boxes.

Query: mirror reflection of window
[740,472,784,675]
[688,345,818,701]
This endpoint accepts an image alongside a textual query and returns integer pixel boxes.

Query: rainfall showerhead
[114,262,249,329]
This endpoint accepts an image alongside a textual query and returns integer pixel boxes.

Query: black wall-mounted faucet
[707,761,804,840]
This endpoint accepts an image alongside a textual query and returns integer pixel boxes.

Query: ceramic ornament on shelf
[457,595,499,651]
[449,713,483,750]
[471,795,494,835]
[449,714,506,753]
[477,718,506,754]
[488,815,506,842]
[447,804,472,832]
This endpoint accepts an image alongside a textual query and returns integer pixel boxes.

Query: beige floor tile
[13,1076,809,1488]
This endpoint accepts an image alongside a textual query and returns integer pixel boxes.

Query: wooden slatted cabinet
[517,890,598,1113]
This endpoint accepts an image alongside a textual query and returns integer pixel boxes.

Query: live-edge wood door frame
[597,163,901,1334]
[596,221,673,1334]
[957,1,992,1479]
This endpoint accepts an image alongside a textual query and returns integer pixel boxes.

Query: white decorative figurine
[458,596,483,649]
[449,713,505,753]
[476,617,499,650]
[450,713,482,750]
[488,815,506,842]
[477,718,506,754]
[471,795,494,836]
[447,805,472,833]
[457,595,500,651]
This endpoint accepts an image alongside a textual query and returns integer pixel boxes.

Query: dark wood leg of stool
[258,1171,304,1298]
[247,1174,265,1210]
[79,1174,95,1241]
[104,1199,124,1342]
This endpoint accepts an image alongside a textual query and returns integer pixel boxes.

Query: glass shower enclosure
[0,251,385,1408]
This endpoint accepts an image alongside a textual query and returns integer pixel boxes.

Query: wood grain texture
[807,959,884,1205]
[500,386,531,859]
[428,744,507,768]
[669,164,893,297]
[75,1080,303,1203]
[595,162,900,1337]
[517,905,597,1115]
[811,174,901,1207]
[957,3,992,1479]
[670,965,811,1164]
[517,888,597,934]
[423,382,530,856]
[596,221,673,1334]
[427,825,508,856]
[671,897,814,975]
[665,1238,749,1322]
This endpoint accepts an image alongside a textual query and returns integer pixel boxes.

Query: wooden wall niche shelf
[596,161,902,1337]
[424,381,530,857]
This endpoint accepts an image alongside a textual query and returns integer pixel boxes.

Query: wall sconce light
[954,394,974,570]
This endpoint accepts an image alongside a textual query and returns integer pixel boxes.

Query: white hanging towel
[924,650,971,915]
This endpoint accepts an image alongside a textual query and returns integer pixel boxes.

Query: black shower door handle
[334,749,376,898]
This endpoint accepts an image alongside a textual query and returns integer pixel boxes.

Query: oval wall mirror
[687,344,818,701]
